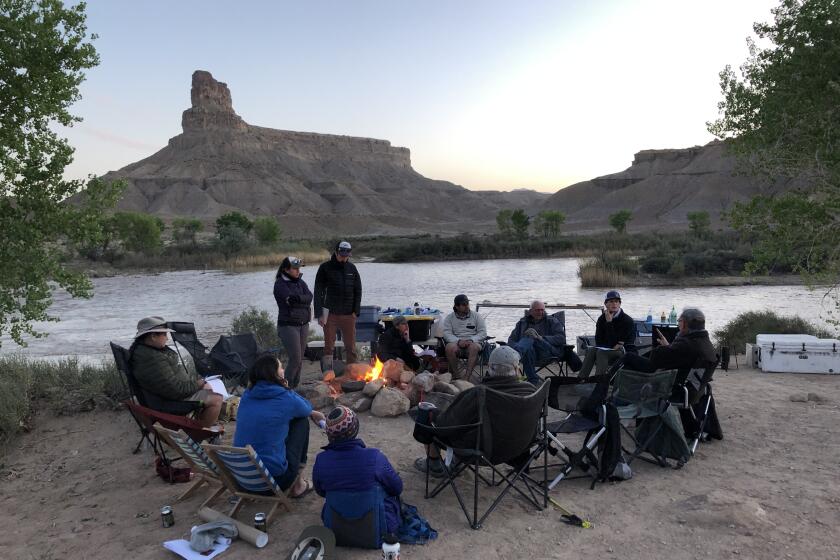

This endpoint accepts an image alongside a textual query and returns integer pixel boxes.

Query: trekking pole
[547,496,592,528]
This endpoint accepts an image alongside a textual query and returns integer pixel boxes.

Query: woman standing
[234,354,325,497]
[273,256,313,388]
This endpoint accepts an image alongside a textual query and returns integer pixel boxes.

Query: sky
[62,0,779,193]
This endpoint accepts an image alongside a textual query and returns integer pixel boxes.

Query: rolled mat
[198,507,268,548]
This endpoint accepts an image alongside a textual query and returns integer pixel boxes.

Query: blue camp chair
[322,486,388,549]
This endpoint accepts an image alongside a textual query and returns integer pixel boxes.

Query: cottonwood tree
[609,210,633,234]
[0,1,122,346]
[510,209,530,239]
[687,211,711,236]
[533,210,565,239]
[495,209,514,237]
[172,217,204,247]
[253,216,281,246]
[708,0,840,323]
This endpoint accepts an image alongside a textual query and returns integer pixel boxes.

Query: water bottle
[382,534,400,559]
[660,310,666,323]
[645,308,653,325]
[669,305,678,324]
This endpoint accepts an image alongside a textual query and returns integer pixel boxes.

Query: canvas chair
[153,423,226,507]
[322,486,388,549]
[127,401,223,457]
[671,365,721,454]
[611,368,688,467]
[540,375,616,490]
[202,444,293,526]
[416,382,549,529]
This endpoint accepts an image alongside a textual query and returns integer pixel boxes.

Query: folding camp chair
[322,486,388,549]
[611,368,686,467]
[416,382,549,529]
[127,401,223,457]
[541,375,614,490]
[168,321,215,377]
[153,423,226,507]
[202,444,293,526]
[671,365,721,454]
[209,333,261,386]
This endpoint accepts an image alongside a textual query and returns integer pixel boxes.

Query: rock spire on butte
[181,70,246,132]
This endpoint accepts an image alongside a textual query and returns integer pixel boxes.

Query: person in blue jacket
[312,406,404,535]
[273,256,314,388]
[234,354,326,498]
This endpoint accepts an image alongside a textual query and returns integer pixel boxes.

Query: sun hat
[488,345,521,368]
[336,241,352,255]
[604,290,622,303]
[134,316,174,339]
[392,315,408,327]
[325,405,360,443]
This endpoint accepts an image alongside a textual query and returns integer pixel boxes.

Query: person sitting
[129,316,223,427]
[313,406,404,536]
[442,294,487,380]
[578,291,637,378]
[412,345,535,477]
[620,307,717,373]
[377,314,422,371]
[507,300,582,384]
[233,354,326,498]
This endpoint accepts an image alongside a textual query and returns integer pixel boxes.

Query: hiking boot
[414,457,446,478]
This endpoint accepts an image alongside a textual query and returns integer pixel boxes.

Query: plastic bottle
[645,308,653,325]
[660,310,666,323]
[669,305,678,324]
[382,534,400,560]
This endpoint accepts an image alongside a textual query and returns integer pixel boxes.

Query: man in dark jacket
[412,346,535,477]
[578,290,637,378]
[313,406,404,536]
[377,315,421,371]
[622,307,717,373]
[508,300,582,384]
[314,241,362,371]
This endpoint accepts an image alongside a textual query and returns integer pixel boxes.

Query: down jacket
[130,343,200,401]
[507,311,566,347]
[314,255,362,318]
[273,273,313,326]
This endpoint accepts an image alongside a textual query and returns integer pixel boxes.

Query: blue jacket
[312,439,403,534]
[233,381,312,477]
[273,273,314,326]
[508,312,566,347]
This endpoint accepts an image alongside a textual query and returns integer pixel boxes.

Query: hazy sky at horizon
[62,0,778,192]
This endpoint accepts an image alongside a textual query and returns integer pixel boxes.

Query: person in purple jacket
[234,354,325,498]
[273,256,314,388]
[312,406,404,535]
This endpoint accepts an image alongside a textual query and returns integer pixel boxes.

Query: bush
[713,310,833,351]
[640,254,675,274]
[231,307,281,352]
[253,217,281,246]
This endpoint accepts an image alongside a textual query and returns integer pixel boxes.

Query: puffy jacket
[312,438,403,534]
[507,311,566,347]
[274,273,314,326]
[595,309,637,352]
[377,326,421,370]
[130,343,200,401]
[233,381,313,477]
[650,329,717,371]
[442,310,487,344]
[314,255,362,317]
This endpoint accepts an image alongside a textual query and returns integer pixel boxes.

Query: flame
[363,357,384,382]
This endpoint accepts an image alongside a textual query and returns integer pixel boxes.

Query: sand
[1,359,838,560]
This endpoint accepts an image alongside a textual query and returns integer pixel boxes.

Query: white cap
[488,345,521,367]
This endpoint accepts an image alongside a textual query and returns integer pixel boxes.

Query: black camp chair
[541,375,615,490]
[209,333,261,386]
[415,382,549,529]
[671,364,721,454]
[168,321,215,377]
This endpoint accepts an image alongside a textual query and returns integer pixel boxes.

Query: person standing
[273,256,313,388]
[314,241,362,372]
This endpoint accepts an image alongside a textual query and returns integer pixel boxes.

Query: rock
[435,372,452,384]
[297,383,334,409]
[452,380,474,392]
[322,371,336,382]
[340,380,365,393]
[399,370,415,384]
[363,378,385,397]
[433,382,460,395]
[401,384,421,407]
[370,387,410,417]
[807,392,830,404]
[412,372,435,392]
[382,360,403,383]
[344,363,370,381]
[336,392,373,412]
[789,393,809,402]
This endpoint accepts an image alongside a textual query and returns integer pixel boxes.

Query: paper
[418,349,437,357]
[206,377,230,400]
[163,538,230,560]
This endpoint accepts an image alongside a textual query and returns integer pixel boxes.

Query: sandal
[290,479,314,499]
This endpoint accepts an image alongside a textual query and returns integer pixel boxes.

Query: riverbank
[1,359,838,559]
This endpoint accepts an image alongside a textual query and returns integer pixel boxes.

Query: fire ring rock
[336,392,373,412]
[370,387,410,417]
[363,378,385,397]
[341,380,366,393]
[411,372,435,392]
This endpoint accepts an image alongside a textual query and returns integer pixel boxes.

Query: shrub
[253,217,281,246]
[713,310,833,351]
[640,254,675,274]
[231,307,281,352]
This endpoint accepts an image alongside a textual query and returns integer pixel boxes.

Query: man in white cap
[411,345,535,477]
[314,240,362,373]
[129,316,222,427]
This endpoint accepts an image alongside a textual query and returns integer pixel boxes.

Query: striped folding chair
[153,423,226,508]
[202,444,293,526]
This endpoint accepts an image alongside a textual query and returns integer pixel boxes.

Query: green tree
[215,224,251,257]
[609,210,633,234]
[112,212,163,255]
[0,1,122,346]
[533,210,565,239]
[687,211,711,235]
[707,0,840,323]
[216,211,253,234]
[172,217,204,247]
[253,216,281,246]
[510,209,530,239]
[495,209,514,237]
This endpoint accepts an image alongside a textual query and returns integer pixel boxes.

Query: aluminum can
[161,505,175,528]
[254,512,267,532]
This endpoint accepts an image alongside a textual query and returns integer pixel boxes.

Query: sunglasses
[337,249,352,256]
[287,256,302,267]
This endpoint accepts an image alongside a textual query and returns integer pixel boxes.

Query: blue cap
[604,290,621,303]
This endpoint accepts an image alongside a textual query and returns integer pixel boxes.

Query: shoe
[414,457,446,478]
[290,479,314,499]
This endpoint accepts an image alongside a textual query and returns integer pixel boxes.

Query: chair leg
[176,478,206,503]
[199,485,227,509]
[228,496,244,518]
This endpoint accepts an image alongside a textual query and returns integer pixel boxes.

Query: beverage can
[382,536,400,560]
[161,505,175,528]
[254,512,267,532]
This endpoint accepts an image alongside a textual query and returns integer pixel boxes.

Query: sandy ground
[1,359,839,560]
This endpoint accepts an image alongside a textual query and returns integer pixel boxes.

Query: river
[0,258,832,362]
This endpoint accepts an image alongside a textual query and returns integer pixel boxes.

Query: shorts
[188,388,215,404]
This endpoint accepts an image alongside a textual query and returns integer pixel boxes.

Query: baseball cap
[454,294,469,306]
[392,315,408,327]
[604,290,621,303]
[488,345,521,367]
[336,241,352,255]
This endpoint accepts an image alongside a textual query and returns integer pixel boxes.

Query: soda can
[161,505,175,528]
[254,512,267,532]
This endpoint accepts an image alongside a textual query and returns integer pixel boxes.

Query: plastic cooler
[355,305,382,348]
[756,334,840,374]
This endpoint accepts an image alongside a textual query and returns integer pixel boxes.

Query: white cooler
[756,334,840,374]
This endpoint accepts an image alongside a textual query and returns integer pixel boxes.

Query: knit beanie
[325,405,360,443]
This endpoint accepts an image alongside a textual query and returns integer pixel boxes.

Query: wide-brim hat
[135,316,174,338]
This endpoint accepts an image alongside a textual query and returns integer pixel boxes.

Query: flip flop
[290,479,314,499]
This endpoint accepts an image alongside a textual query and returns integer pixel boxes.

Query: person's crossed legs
[445,341,481,380]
